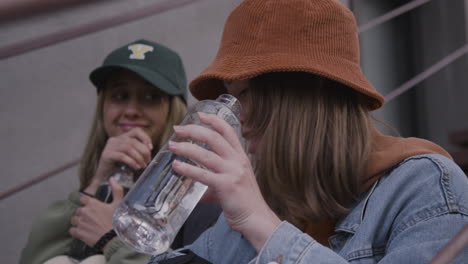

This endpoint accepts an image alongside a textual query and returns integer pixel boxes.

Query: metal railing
[0,0,204,60]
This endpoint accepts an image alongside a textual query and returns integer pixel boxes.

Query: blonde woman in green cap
[20,39,221,264]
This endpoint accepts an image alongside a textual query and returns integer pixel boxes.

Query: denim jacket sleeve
[149,213,258,263]
[150,154,468,264]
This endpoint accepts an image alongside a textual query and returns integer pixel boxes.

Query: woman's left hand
[69,177,124,247]
[168,112,281,252]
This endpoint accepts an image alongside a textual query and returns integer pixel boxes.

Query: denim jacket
[149,154,468,264]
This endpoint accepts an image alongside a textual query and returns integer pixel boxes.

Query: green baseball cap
[90,39,187,101]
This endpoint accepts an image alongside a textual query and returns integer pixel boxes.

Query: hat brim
[190,53,385,110]
[90,64,183,97]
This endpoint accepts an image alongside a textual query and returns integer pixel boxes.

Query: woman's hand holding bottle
[85,128,153,194]
[168,112,281,252]
[70,177,124,248]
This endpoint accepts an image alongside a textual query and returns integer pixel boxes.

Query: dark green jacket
[19,191,150,264]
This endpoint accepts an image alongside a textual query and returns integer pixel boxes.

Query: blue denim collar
[334,178,380,234]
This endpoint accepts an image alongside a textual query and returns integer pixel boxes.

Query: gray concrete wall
[0,0,241,262]
[411,0,468,152]
[353,0,468,152]
[352,0,418,137]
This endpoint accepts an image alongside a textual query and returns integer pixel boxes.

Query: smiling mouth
[119,124,148,130]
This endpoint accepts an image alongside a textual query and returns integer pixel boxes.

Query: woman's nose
[123,99,142,117]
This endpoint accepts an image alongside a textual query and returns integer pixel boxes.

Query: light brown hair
[245,72,371,229]
[78,93,186,189]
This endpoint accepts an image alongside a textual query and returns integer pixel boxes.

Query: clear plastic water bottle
[95,163,135,202]
[112,94,242,255]
[112,163,135,189]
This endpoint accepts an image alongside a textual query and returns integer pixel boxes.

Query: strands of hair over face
[247,72,371,228]
[79,93,107,189]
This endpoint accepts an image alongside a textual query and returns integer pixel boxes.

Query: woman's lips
[242,129,251,139]
[119,123,147,131]
[247,139,257,154]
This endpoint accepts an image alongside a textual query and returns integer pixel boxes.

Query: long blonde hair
[245,72,371,228]
[78,94,187,189]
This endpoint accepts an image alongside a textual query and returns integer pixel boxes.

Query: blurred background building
[0,0,467,262]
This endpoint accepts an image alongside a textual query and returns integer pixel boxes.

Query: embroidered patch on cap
[128,44,154,60]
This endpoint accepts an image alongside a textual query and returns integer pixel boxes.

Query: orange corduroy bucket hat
[190,0,385,110]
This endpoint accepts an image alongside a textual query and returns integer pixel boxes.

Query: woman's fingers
[70,197,116,246]
[172,160,218,187]
[168,141,224,172]
[106,136,151,168]
[173,125,236,159]
[198,112,244,152]
[126,137,152,165]
[123,128,153,167]
[119,140,147,169]
[109,177,124,204]
[71,215,79,227]
[127,127,153,150]
[169,112,248,184]
[93,127,153,185]
[107,152,140,171]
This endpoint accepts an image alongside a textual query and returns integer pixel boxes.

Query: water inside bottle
[113,163,135,189]
[113,150,208,254]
